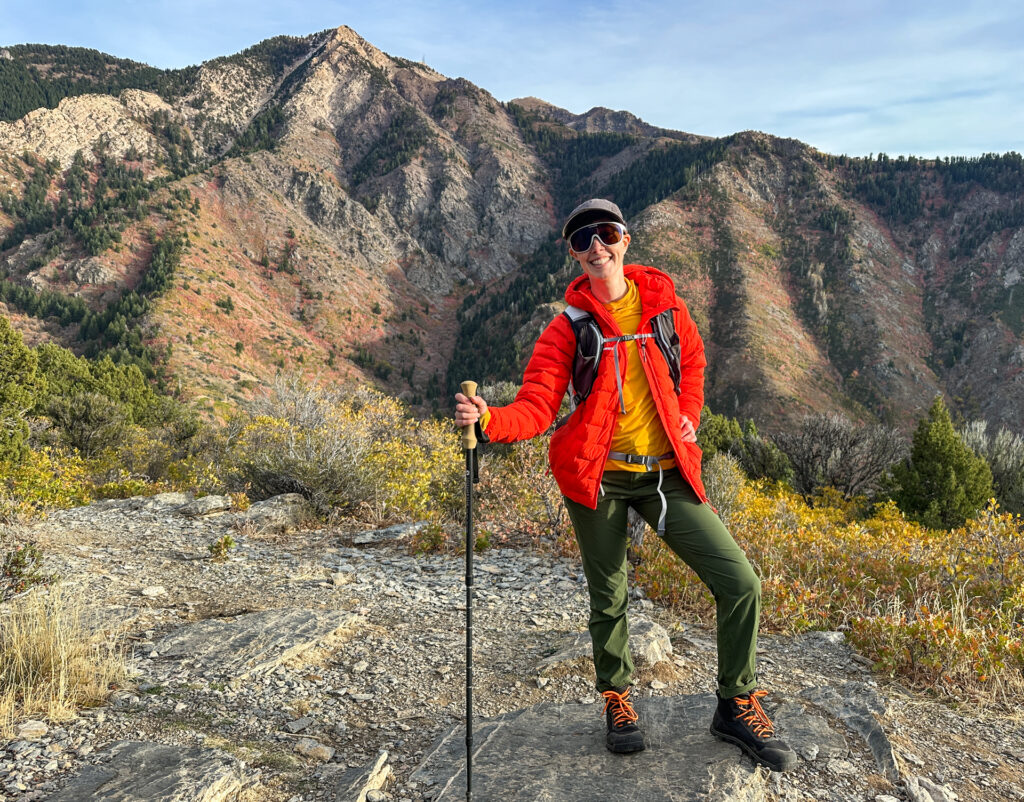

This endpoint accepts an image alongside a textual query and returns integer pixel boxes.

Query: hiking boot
[710,690,797,772]
[601,686,645,753]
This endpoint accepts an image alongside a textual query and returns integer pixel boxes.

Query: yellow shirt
[604,280,676,472]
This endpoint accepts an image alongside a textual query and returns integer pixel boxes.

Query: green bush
[891,397,993,529]
[0,317,39,464]
[696,406,743,460]
[731,422,793,484]
[1,540,51,600]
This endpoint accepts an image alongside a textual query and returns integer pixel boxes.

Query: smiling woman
[454,197,801,769]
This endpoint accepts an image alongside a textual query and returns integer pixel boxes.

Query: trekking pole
[459,380,479,801]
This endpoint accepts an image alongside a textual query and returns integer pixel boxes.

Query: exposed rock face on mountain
[1,27,1022,431]
[510,96,704,141]
[0,90,175,167]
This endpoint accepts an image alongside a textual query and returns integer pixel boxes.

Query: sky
[2,0,1022,157]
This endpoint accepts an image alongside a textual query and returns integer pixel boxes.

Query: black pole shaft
[465,446,474,801]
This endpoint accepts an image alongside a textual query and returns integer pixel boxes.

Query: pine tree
[891,396,993,529]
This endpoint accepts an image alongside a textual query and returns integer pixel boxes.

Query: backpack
[563,305,681,411]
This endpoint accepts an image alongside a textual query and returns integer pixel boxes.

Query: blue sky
[2,0,1022,157]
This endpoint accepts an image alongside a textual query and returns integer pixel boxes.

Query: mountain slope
[1,28,1022,432]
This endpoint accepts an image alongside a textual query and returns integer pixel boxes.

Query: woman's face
[568,223,630,283]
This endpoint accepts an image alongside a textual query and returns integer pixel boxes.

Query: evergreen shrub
[891,397,993,529]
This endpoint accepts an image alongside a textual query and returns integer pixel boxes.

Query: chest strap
[603,334,654,414]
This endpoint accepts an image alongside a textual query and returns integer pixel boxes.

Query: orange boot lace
[601,687,639,728]
[734,689,775,739]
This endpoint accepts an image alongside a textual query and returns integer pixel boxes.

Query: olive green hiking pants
[563,468,760,698]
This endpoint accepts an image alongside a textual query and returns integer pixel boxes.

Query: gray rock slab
[905,775,960,802]
[335,750,392,802]
[536,614,673,675]
[177,495,232,517]
[800,683,899,782]
[154,607,358,680]
[774,703,848,762]
[236,493,311,533]
[129,492,194,513]
[44,740,249,801]
[410,695,768,801]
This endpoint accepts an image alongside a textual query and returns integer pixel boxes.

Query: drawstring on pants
[607,451,674,537]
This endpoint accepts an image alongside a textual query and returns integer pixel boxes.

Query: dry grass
[0,584,128,737]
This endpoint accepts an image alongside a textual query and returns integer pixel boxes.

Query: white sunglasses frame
[567,222,627,253]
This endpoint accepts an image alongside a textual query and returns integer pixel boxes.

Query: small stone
[332,572,352,587]
[366,790,387,802]
[353,660,369,673]
[294,738,335,762]
[875,796,901,802]
[917,777,959,802]
[16,721,47,741]
[827,758,858,775]
[799,744,820,761]
[285,717,314,733]
[650,680,668,690]
[536,677,550,689]
[141,585,167,597]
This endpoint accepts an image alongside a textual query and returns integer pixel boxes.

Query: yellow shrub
[633,479,1024,705]
[164,456,225,495]
[227,388,460,523]
[475,436,567,548]
[0,448,93,519]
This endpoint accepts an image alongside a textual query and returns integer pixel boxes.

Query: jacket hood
[564,264,679,316]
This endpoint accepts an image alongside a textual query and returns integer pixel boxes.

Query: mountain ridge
[1,28,1022,432]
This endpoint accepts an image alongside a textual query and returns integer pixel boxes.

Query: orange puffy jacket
[483,263,708,509]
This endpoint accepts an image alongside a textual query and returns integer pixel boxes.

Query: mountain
[1,28,1022,433]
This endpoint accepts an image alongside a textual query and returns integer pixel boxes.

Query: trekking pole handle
[460,381,478,450]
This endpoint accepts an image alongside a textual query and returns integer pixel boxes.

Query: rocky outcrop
[0,91,176,168]
[44,741,251,802]
[3,495,1015,801]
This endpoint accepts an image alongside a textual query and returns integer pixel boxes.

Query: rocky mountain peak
[322,24,395,72]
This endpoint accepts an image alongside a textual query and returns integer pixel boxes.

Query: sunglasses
[567,222,627,253]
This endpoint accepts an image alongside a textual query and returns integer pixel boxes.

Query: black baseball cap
[561,199,626,239]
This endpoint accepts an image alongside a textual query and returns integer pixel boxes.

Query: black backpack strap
[650,308,682,394]
[563,305,603,407]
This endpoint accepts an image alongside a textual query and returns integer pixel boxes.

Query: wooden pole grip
[460,380,478,450]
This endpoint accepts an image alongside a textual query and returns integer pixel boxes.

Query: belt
[606,451,674,536]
